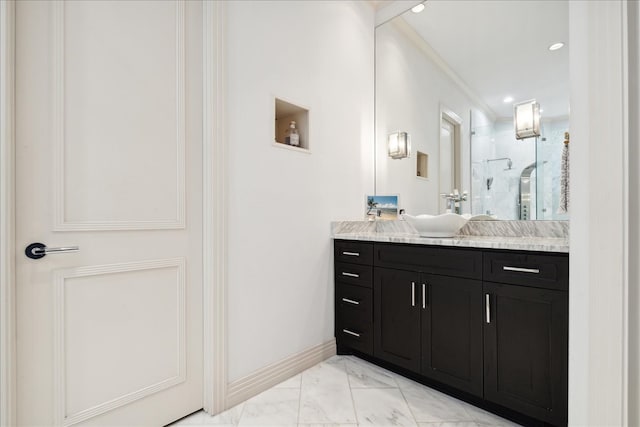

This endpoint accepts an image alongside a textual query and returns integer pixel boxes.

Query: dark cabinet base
[334,240,568,427]
[483,282,568,426]
[338,348,555,427]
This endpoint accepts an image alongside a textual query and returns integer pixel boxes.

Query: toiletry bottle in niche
[285,121,299,146]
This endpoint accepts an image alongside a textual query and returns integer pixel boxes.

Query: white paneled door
[15,1,203,425]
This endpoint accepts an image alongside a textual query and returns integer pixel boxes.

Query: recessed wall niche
[274,98,309,152]
[417,151,428,178]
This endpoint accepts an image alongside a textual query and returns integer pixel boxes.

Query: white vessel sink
[403,213,469,238]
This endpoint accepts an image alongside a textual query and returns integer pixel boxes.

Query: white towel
[558,143,569,214]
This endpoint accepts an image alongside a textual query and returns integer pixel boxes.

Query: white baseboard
[225,339,336,409]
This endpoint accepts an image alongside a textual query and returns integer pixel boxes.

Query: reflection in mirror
[375,0,569,220]
[439,108,462,213]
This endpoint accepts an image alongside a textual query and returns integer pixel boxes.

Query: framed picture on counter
[365,195,399,220]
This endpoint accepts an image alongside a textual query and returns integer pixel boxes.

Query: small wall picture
[365,195,399,220]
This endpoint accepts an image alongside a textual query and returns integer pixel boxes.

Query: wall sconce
[388,131,411,159]
[514,100,541,140]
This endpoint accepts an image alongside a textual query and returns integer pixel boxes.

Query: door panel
[373,267,421,372]
[58,260,186,424]
[60,1,184,229]
[421,274,483,397]
[16,1,203,425]
[483,282,568,426]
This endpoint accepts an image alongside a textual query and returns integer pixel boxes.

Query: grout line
[395,377,419,426]
[234,401,247,426]
[344,356,360,426]
[295,368,303,426]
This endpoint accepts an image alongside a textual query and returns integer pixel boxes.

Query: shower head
[506,159,513,170]
[487,157,513,170]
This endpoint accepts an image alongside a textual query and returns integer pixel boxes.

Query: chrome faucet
[440,191,468,214]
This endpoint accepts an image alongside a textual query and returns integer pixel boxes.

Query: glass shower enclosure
[470,111,569,221]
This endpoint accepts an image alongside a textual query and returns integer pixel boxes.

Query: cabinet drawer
[336,323,373,355]
[336,283,373,355]
[374,243,482,280]
[335,262,373,288]
[483,251,569,291]
[335,240,374,266]
[336,283,372,322]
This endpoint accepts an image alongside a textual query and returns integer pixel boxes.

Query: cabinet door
[484,282,568,426]
[421,275,483,397]
[374,267,421,372]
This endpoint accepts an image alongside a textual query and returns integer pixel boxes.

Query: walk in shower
[470,111,569,221]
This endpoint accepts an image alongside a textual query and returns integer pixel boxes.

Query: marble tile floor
[170,355,522,427]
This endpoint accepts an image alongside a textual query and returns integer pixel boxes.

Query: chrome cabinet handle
[422,283,426,309]
[342,251,360,257]
[343,329,361,338]
[411,282,415,307]
[342,298,360,305]
[341,272,360,278]
[25,242,79,260]
[485,294,491,324]
[503,266,540,274]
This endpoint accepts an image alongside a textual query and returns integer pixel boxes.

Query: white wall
[628,1,639,425]
[569,1,627,425]
[375,18,492,215]
[225,0,374,382]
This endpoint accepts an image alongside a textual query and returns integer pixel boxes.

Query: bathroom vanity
[333,233,568,427]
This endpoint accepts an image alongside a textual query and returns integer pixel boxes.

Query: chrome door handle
[422,283,426,309]
[341,272,360,278]
[342,251,360,257]
[341,298,360,305]
[25,242,79,260]
[411,282,415,307]
[485,294,491,324]
[503,266,540,274]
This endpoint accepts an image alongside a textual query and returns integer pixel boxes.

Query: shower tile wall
[470,110,494,216]
[471,117,569,220]
[472,120,535,219]
[537,119,570,220]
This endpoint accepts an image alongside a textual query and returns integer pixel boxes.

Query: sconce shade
[388,131,411,159]
[514,100,541,140]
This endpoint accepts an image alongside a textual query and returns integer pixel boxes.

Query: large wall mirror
[375,0,569,220]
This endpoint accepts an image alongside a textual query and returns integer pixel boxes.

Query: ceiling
[400,0,569,119]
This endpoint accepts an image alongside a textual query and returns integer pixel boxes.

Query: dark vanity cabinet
[334,240,569,427]
[483,251,569,426]
[334,240,374,355]
[373,243,484,396]
[421,274,483,397]
[373,267,422,372]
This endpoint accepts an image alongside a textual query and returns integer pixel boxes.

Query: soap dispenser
[285,121,300,147]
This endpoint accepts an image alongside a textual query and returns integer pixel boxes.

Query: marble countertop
[331,232,569,253]
[330,219,569,253]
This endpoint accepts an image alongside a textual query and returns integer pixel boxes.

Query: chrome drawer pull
[503,266,540,274]
[343,329,361,338]
[411,282,415,307]
[485,294,491,324]
[342,298,360,305]
[341,272,360,278]
[422,283,426,309]
[342,251,360,257]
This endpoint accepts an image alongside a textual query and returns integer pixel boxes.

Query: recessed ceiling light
[549,42,565,51]
[503,96,514,103]
[411,3,425,13]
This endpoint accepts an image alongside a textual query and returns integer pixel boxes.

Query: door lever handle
[25,242,79,260]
